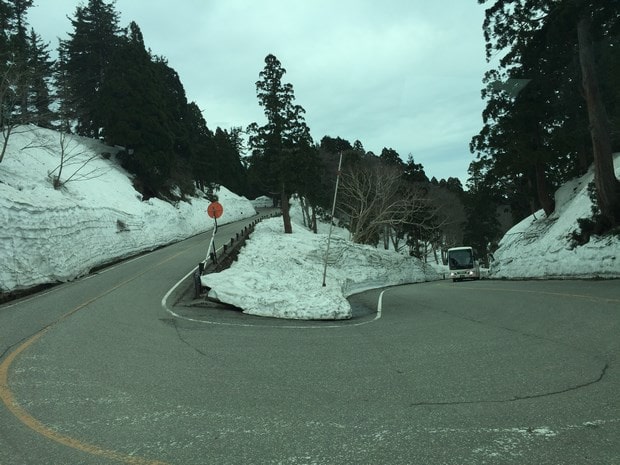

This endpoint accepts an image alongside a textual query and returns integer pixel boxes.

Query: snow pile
[0,125,256,292]
[490,154,620,279]
[202,204,440,320]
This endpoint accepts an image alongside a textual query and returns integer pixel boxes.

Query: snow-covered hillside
[0,125,256,292]
[489,154,620,279]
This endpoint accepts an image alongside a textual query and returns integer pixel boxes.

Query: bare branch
[44,130,110,189]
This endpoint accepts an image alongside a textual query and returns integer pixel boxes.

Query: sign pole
[205,201,224,265]
[205,216,218,263]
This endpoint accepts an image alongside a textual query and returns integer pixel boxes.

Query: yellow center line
[0,250,191,465]
[0,329,168,465]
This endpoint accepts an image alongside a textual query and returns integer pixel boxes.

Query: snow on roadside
[0,125,255,292]
[202,210,440,320]
[489,154,620,279]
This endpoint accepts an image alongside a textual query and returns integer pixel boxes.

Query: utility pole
[322,152,343,287]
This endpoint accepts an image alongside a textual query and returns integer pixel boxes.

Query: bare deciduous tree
[338,165,433,247]
[47,131,108,189]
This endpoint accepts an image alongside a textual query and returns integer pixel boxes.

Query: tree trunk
[281,190,293,233]
[535,162,555,216]
[578,14,620,226]
[298,196,308,227]
[311,205,317,233]
[0,129,11,164]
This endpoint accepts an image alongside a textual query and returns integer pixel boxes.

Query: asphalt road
[1,227,619,464]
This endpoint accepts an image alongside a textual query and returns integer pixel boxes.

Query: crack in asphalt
[170,319,208,356]
[409,362,609,406]
[403,308,613,406]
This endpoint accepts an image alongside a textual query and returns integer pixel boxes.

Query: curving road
[1,227,619,464]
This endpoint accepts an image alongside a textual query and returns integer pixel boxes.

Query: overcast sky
[28,0,491,184]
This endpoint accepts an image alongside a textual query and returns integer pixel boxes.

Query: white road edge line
[377,289,386,321]
[162,268,386,329]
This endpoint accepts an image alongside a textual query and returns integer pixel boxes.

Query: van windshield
[448,250,473,270]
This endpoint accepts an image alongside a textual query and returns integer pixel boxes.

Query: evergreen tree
[184,101,216,193]
[6,0,32,121]
[0,0,53,161]
[58,0,121,137]
[0,0,17,163]
[379,147,404,169]
[247,54,314,233]
[213,126,247,195]
[97,23,187,198]
[402,153,429,184]
[476,0,620,228]
[320,135,352,154]
[463,158,505,261]
[25,28,54,127]
[463,189,501,263]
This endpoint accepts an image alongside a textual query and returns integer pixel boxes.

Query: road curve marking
[162,267,385,329]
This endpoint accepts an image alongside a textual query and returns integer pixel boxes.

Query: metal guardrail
[193,212,280,298]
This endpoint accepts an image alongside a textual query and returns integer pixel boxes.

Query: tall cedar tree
[58,0,121,137]
[475,0,620,227]
[248,54,314,233]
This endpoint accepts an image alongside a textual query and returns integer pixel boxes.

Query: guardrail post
[193,269,202,298]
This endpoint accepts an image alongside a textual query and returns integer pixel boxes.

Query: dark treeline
[470,0,620,246]
[1,0,246,200]
[2,0,616,261]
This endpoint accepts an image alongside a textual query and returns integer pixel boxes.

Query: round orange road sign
[207,201,224,219]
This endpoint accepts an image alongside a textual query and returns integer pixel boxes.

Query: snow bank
[202,212,440,320]
[0,125,256,292]
[490,154,620,279]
